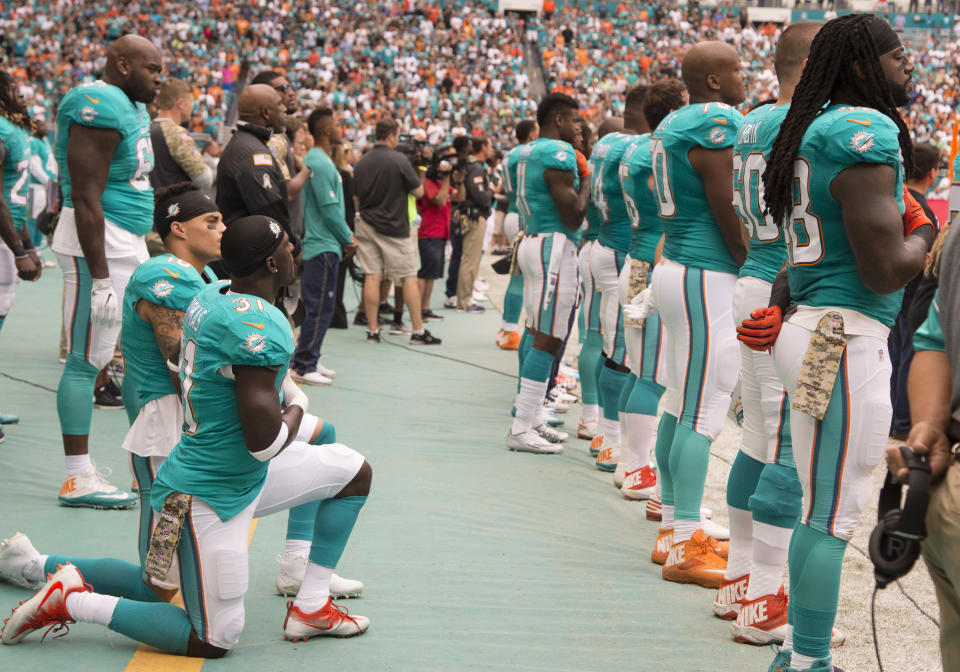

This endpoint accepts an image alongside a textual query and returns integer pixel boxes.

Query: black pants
[445,215,463,299]
[330,255,351,329]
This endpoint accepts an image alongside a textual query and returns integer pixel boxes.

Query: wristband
[252,423,288,462]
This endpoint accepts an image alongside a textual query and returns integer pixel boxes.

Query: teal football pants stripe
[109,598,192,655]
[57,256,98,435]
[679,267,709,433]
[787,523,846,663]
[670,424,711,522]
[131,454,157,570]
[805,354,850,536]
[308,495,367,568]
[178,507,209,643]
[654,412,679,507]
[287,420,338,542]
[503,273,524,325]
[44,555,162,603]
[578,329,603,405]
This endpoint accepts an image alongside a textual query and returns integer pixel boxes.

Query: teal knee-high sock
[578,330,603,405]
[45,556,162,602]
[618,375,636,414]
[624,378,663,416]
[503,274,524,325]
[598,364,630,421]
[309,496,367,568]
[654,413,678,506]
[57,354,99,435]
[287,421,340,541]
[726,450,765,511]
[669,425,712,522]
[109,599,193,655]
[517,330,532,394]
[788,523,847,662]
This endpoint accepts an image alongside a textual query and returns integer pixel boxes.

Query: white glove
[622,287,657,322]
[90,277,120,327]
[281,371,309,413]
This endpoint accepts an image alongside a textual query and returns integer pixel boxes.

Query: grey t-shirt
[354,144,420,238]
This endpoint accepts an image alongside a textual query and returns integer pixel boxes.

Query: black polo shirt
[353,144,420,238]
[216,122,299,251]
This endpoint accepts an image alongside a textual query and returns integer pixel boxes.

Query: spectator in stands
[353,118,440,345]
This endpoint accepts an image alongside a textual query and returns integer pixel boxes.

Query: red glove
[575,149,590,181]
[902,186,933,238]
[736,305,783,352]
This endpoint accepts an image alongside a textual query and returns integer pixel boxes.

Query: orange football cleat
[661,530,728,589]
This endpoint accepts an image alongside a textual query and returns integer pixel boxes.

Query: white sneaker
[0,533,42,589]
[613,462,626,489]
[315,359,336,378]
[58,466,137,510]
[577,419,600,440]
[549,386,577,404]
[443,295,457,309]
[474,278,489,291]
[544,397,569,414]
[506,430,563,454]
[292,370,333,386]
[534,423,568,443]
[283,597,369,641]
[472,290,488,303]
[275,553,364,599]
[2,563,89,644]
[702,517,729,541]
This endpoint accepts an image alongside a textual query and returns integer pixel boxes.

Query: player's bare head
[623,85,648,133]
[222,215,296,288]
[515,119,539,144]
[597,117,623,140]
[536,92,581,146]
[643,78,688,131]
[156,78,192,114]
[308,106,340,144]
[238,84,286,133]
[105,35,163,104]
[155,182,224,263]
[774,22,822,88]
[681,41,744,106]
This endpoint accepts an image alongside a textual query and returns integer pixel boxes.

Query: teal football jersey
[589,131,637,253]
[0,117,31,231]
[619,134,662,263]
[913,290,944,353]
[514,138,580,242]
[651,102,743,273]
[121,255,214,412]
[152,283,294,521]
[55,81,154,235]
[734,103,790,284]
[786,105,906,326]
[584,194,602,242]
[501,145,521,217]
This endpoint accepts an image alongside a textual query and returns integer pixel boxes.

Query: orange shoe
[731,587,788,645]
[496,329,521,350]
[646,492,662,521]
[661,530,728,588]
[709,537,729,560]
[589,434,603,457]
[651,527,673,565]
[713,573,749,620]
[621,465,656,500]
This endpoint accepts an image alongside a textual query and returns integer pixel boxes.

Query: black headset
[868,445,931,589]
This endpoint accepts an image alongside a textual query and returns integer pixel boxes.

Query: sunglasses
[273,83,289,93]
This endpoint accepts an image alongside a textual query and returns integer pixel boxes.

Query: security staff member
[149,78,213,191]
[456,135,494,312]
[216,84,300,254]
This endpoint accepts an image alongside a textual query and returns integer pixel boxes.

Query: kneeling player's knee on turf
[749,464,803,528]
[338,460,372,498]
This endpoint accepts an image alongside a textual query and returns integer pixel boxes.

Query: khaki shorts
[355,217,418,281]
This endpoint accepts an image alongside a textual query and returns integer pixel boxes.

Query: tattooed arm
[136,300,186,394]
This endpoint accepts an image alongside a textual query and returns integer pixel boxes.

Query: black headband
[220,215,286,277]
[155,189,219,240]
[867,16,902,56]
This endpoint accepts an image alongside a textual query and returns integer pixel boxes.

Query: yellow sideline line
[123,518,259,671]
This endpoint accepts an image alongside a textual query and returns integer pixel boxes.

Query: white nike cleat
[275,554,364,599]
[612,462,626,489]
[595,443,620,472]
[577,419,599,440]
[702,517,729,541]
[534,423,568,443]
[292,371,333,386]
[621,465,657,500]
[2,563,89,644]
[283,597,369,641]
[506,431,563,454]
[543,397,569,414]
[0,533,42,589]
[58,466,137,510]
[549,386,578,404]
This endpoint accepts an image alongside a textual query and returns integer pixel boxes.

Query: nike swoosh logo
[161,267,179,278]
[847,118,871,127]
[243,321,264,329]
[710,117,727,125]
[84,94,99,104]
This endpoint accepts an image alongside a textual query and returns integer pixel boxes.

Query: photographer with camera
[886,223,960,670]
[418,146,461,321]
[454,135,495,313]
[443,135,473,308]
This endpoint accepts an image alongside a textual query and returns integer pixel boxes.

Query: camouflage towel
[792,311,846,421]
[144,492,193,582]
[624,258,650,329]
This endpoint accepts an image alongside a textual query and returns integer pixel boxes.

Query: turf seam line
[0,370,57,393]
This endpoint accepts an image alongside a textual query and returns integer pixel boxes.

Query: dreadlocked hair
[763,14,913,228]
[0,70,38,135]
